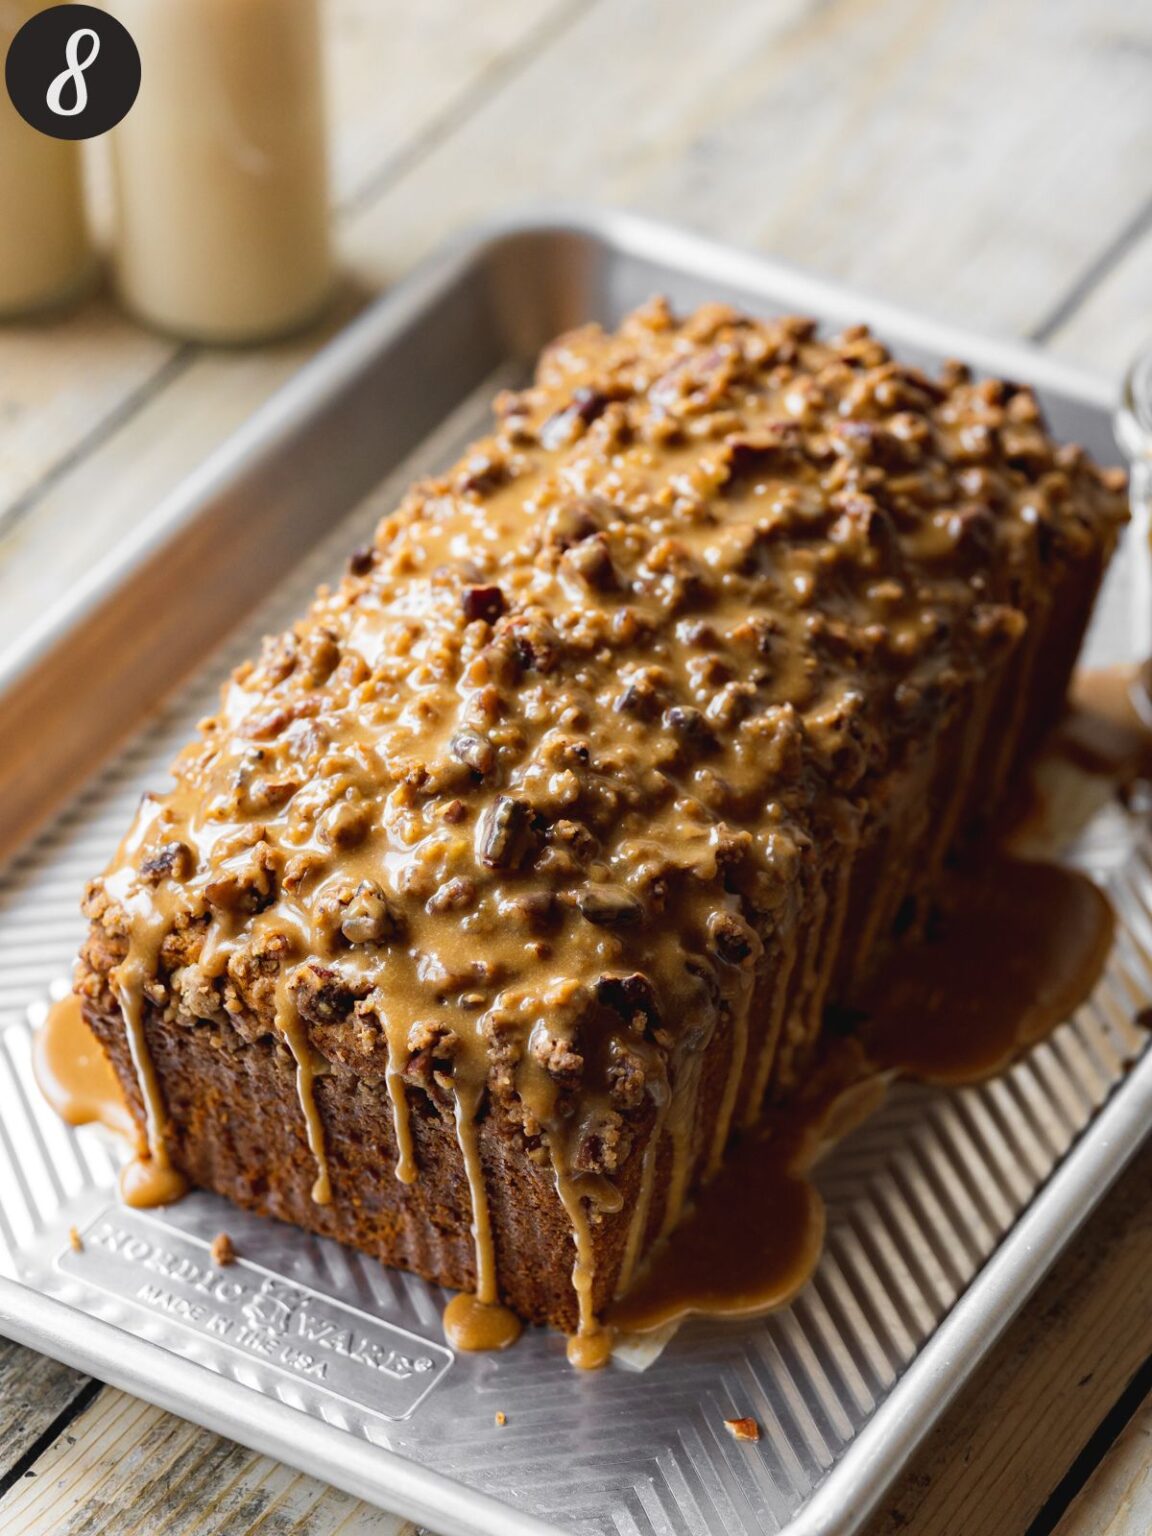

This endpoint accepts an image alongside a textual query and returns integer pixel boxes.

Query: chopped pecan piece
[301,630,340,684]
[542,494,609,550]
[203,842,279,914]
[572,1108,628,1173]
[606,1040,648,1110]
[241,705,292,742]
[427,876,477,914]
[290,960,356,1025]
[596,972,660,1026]
[477,796,536,870]
[210,1232,236,1266]
[505,614,559,673]
[563,532,617,591]
[549,818,597,861]
[665,705,716,751]
[540,387,611,450]
[404,1019,460,1102]
[577,885,643,927]
[455,451,507,495]
[501,890,557,931]
[724,424,802,478]
[451,730,496,776]
[616,670,665,719]
[530,1026,584,1083]
[461,585,506,624]
[339,881,404,945]
[319,799,373,849]
[282,851,326,895]
[708,909,759,966]
[246,776,301,813]
[944,504,997,566]
[139,840,194,884]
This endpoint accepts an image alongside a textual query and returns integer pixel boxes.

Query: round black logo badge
[5,3,140,140]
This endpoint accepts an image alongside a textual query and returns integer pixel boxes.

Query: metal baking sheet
[0,209,1148,1536]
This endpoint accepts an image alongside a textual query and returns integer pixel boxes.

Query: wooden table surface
[1,0,1150,1531]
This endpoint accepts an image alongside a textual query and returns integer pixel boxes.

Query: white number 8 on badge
[46,26,101,118]
[5,4,140,140]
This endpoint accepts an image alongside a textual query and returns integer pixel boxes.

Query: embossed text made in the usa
[59,1208,452,1420]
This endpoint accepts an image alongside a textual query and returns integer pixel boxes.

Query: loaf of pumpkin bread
[77,301,1129,1341]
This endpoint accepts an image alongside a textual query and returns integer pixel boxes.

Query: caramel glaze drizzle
[42,844,1122,1351]
[100,870,188,1208]
[442,1081,521,1353]
[68,301,1130,1366]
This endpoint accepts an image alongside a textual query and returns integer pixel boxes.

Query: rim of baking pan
[1117,341,1152,458]
[0,206,1141,1536]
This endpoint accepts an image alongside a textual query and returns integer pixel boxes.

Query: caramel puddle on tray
[33,996,187,1207]
[1006,663,1152,861]
[442,1292,522,1353]
[33,995,137,1142]
[610,853,1115,1340]
[854,854,1116,1083]
[608,1117,828,1336]
[1062,663,1152,783]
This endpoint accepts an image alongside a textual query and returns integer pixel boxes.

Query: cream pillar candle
[0,2,95,317]
[109,0,333,343]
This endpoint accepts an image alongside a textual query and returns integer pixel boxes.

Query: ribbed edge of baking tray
[0,210,1147,1536]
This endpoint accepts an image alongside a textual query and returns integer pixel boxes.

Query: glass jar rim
[1117,342,1152,462]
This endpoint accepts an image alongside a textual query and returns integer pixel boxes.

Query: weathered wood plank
[345,0,1152,339]
[0,293,359,653]
[1054,1391,1152,1536]
[324,0,563,208]
[862,1136,1152,1535]
[0,1385,420,1535]
[0,1339,92,1485]
[1042,211,1152,378]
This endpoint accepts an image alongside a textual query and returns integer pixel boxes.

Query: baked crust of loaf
[77,301,1129,1337]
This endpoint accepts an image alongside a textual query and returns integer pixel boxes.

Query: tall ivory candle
[0,1,95,317]
[108,0,333,343]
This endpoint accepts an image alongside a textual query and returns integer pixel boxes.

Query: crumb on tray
[211,1232,236,1266]
[723,1416,761,1443]
[494,1411,507,1427]
[68,1225,83,1253]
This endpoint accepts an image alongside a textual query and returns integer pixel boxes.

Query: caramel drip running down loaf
[77,301,1128,1360]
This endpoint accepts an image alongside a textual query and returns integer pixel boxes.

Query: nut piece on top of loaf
[75,300,1129,1364]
